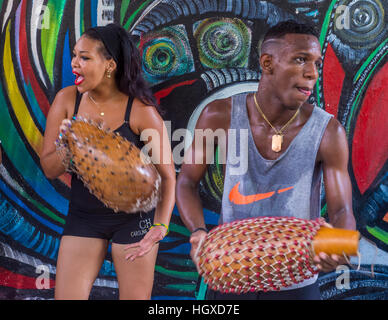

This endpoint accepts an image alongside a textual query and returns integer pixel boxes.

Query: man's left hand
[313,252,348,273]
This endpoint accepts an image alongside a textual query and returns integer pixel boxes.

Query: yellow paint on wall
[3,22,43,156]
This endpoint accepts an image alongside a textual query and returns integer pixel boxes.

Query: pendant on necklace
[272,134,283,153]
[100,112,104,116]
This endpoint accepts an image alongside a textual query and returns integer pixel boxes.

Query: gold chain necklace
[253,94,301,153]
[88,93,105,117]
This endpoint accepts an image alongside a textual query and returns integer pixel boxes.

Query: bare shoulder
[196,97,232,131]
[51,85,78,118]
[131,97,162,119]
[132,97,157,112]
[322,117,347,144]
[54,85,77,102]
[318,117,348,162]
[131,97,163,134]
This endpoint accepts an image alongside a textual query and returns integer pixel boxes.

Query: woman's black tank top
[69,91,145,215]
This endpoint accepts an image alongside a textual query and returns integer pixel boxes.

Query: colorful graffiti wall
[0,0,387,300]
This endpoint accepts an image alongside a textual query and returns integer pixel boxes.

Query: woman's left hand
[124,226,167,261]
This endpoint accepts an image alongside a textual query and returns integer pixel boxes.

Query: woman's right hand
[54,119,73,169]
[56,118,71,147]
[58,119,72,139]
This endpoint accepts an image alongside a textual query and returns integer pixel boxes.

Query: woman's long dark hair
[83,24,161,113]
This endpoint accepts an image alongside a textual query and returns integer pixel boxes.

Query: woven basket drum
[196,216,359,293]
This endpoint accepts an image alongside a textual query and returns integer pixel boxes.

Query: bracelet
[191,227,208,235]
[150,223,169,236]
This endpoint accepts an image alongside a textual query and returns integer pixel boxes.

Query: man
[176,20,356,300]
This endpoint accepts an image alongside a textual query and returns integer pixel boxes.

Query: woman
[40,24,175,300]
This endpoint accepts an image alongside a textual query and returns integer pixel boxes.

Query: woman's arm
[40,87,74,179]
[124,100,176,260]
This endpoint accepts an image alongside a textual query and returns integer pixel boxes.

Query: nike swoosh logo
[229,182,294,205]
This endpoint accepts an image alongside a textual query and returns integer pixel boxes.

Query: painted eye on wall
[139,25,194,85]
[194,17,251,69]
[333,0,387,49]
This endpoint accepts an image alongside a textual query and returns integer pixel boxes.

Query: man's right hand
[189,230,208,272]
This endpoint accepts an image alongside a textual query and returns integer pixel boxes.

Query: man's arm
[176,99,231,265]
[314,118,357,272]
[320,118,356,230]
[176,147,208,233]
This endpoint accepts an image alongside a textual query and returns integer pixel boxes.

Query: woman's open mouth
[73,71,85,85]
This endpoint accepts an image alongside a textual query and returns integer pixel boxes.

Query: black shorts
[62,207,155,245]
[206,282,321,300]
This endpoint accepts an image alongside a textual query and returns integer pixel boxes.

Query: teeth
[75,75,84,85]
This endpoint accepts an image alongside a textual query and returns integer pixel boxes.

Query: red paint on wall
[0,267,55,289]
[19,0,51,116]
[352,62,388,194]
[322,43,345,118]
[154,80,197,104]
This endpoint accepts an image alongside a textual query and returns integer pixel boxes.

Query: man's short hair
[263,20,319,42]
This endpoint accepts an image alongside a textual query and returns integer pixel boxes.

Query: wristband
[191,227,208,235]
[150,223,169,236]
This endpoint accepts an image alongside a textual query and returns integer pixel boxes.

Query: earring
[106,69,112,79]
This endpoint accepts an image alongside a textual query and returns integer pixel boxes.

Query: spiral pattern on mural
[334,0,387,49]
[140,25,194,84]
[194,18,251,69]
